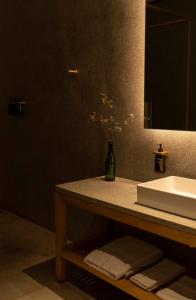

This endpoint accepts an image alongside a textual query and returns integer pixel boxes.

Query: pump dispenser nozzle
[158,144,163,152]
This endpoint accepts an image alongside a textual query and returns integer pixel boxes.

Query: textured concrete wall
[0,0,106,230]
[0,0,196,234]
[94,0,196,183]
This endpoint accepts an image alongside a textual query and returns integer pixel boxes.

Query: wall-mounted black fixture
[8,97,26,116]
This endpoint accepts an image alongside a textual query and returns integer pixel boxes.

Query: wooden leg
[55,192,67,282]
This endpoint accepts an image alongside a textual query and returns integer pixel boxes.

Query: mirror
[145,0,196,131]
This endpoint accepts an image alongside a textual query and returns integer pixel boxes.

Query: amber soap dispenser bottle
[154,144,168,173]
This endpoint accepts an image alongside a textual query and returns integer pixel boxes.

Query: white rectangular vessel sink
[137,176,196,220]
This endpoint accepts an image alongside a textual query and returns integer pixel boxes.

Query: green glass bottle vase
[105,141,116,181]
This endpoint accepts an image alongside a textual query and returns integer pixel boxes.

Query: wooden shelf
[55,177,196,299]
[61,239,160,300]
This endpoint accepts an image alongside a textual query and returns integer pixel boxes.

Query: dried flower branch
[90,92,134,141]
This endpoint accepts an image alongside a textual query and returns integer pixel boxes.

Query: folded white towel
[84,235,163,280]
[130,258,186,291]
[157,276,196,300]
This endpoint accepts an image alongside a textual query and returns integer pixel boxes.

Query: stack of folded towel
[156,276,196,300]
[84,235,163,280]
[129,258,186,291]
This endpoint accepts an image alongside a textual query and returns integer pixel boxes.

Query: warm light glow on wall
[122,0,196,180]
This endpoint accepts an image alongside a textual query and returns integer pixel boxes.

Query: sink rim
[137,176,196,199]
[137,176,196,220]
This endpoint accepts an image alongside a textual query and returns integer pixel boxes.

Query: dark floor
[0,209,136,300]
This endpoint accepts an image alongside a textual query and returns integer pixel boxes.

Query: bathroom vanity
[55,177,196,299]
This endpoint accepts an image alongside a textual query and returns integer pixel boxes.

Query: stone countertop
[56,177,196,236]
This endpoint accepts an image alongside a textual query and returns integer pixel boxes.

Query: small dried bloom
[100,92,113,108]
[101,98,106,104]
[114,126,122,133]
[128,113,134,119]
[124,120,128,125]
[100,92,107,98]
[90,112,96,122]
[123,113,135,125]
[100,92,108,104]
